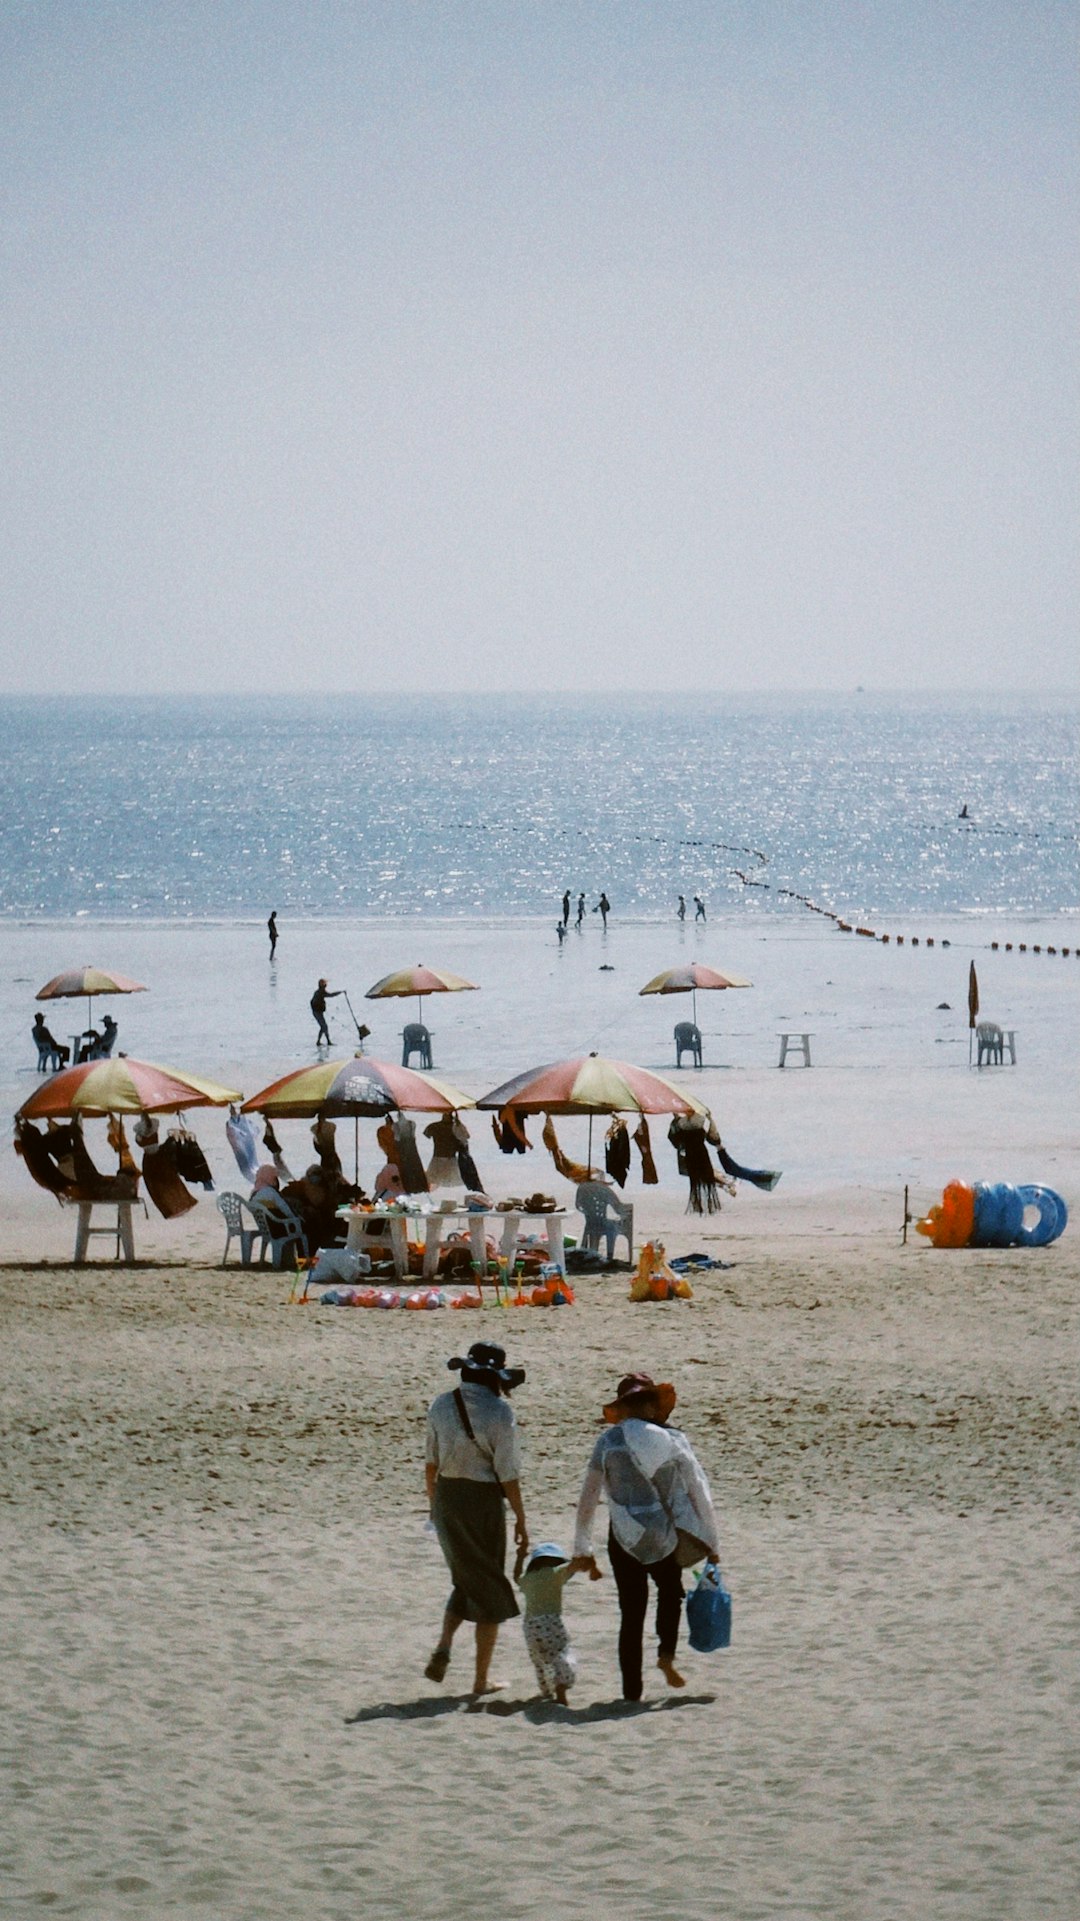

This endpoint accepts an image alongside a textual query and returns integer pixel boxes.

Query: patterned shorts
[523,1612,577,1697]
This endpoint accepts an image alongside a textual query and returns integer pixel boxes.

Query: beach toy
[915,1180,976,1248]
[376,1288,400,1309]
[1012,1186,1067,1248]
[917,1181,1066,1248]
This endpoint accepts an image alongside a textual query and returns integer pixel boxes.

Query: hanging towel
[605,1118,631,1188]
[141,1137,199,1218]
[226,1109,262,1184]
[717,1144,782,1191]
[633,1116,658,1185]
[542,1115,592,1184]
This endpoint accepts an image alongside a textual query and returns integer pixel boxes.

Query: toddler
[516,1541,601,1704]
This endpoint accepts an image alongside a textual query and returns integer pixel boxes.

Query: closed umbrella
[968,961,979,1065]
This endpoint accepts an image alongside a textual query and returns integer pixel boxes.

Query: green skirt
[432,1477,519,1624]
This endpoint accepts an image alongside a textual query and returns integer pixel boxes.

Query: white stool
[778,1032,813,1068]
[73,1201,136,1264]
[1003,1030,1017,1064]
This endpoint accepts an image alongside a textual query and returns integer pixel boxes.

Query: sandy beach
[3,912,1077,1917]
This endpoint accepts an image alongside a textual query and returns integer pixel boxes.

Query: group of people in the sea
[424,1341,721,1704]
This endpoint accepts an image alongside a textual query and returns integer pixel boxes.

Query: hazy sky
[1,1,1075,694]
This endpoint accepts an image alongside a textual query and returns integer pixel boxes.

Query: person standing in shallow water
[598,892,610,928]
[694,895,706,922]
[310,977,341,1045]
[268,911,278,958]
[576,892,586,927]
[677,895,686,922]
[561,890,570,927]
[424,1342,529,1697]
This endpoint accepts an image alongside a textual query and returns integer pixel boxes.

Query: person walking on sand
[574,1372,721,1702]
[694,895,706,923]
[268,910,278,958]
[576,892,586,927]
[561,890,571,927]
[677,895,686,922]
[515,1541,601,1705]
[310,977,342,1046]
[424,1342,529,1697]
[598,892,610,929]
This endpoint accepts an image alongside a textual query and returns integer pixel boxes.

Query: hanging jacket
[633,1116,658,1185]
[605,1118,631,1188]
[492,1107,531,1155]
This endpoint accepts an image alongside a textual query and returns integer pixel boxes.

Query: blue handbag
[686,1563,732,1652]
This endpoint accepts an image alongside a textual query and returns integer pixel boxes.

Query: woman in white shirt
[574,1373,720,1701]
[424,1342,530,1697]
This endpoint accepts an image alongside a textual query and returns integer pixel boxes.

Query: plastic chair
[402,1022,433,1068]
[674,1021,702,1067]
[575,1181,634,1262]
[217,1191,261,1267]
[246,1193,309,1268]
[976,1022,1004,1066]
[34,1036,65,1072]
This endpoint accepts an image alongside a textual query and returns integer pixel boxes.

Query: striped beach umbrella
[365,965,478,1023]
[639,962,752,1026]
[241,1056,474,1120]
[477,1052,708,1164]
[17,1057,239,1120]
[36,966,148,1034]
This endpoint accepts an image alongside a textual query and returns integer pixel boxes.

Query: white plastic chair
[976,1022,1004,1066]
[245,1192,309,1268]
[575,1180,634,1261]
[217,1191,260,1267]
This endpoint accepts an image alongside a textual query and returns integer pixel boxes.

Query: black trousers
[608,1529,684,1701]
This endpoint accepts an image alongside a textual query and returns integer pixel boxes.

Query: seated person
[76,1026,102,1063]
[373,1158,404,1201]
[97,1014,119,1055]
[281,1164,347,1254]
[32,1012,70,1067]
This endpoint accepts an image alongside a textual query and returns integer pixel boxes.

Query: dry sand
[2,1193,1077,1920]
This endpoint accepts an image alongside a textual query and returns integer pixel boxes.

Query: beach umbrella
[365,964,478,1024]
[36,966,148,1038]
[242,1055,475,1179]
[968,961,979,1065]
[477,1051,708,1165]
[639,962,752,1027]
[17,1057,239,1120]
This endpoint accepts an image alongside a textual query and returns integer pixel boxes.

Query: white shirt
[425,1383,520,1484]
[573,1419,720,1565]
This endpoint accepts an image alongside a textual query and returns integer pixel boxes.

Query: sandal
[424,1646,451,1683]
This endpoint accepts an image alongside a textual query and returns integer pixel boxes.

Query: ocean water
[0,692,1076,922]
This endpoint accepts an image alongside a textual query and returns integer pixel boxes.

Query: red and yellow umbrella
[241,1056,474,1120]
[365,965,478,1024]
[36,966,148,1033]
[478,1052,708,1163]
[17,1057,239,1120]
[640,961,751,1025]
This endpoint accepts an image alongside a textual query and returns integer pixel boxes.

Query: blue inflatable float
[969,1183,1067,1249]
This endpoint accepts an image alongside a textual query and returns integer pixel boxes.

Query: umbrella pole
[587,1113,594,1171]
[354,1116,360,1185]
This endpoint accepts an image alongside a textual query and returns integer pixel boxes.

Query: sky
[1,1,1076,695]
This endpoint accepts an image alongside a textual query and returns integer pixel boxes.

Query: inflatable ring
[971,1182,1025,1248]
[1013,1186,1067,1248]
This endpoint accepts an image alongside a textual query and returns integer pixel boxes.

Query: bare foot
[658,1655,686,1688]
[555,1684,569,1706]
[470,1679,508,1697]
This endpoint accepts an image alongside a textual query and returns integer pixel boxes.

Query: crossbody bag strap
[453,1387,504,1494]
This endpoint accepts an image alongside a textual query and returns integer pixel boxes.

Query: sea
[2,691,1077,1216]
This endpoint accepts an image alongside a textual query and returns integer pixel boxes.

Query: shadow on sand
[345,1692,715,1726]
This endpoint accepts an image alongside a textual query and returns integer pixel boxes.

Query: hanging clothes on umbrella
[169,1127,214,1189]
[226,1106,262,1184]
[668,1115,726,1215]
[715,1142,781,1191]
[541,1115,592,1184]
[392,1115,428,1193]
[605,1117,631,1187]
[492,1107,531,1154]
[633,1116,658,1185]
[135,1115,198,1218]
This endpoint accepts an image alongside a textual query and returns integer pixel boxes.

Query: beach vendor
[310,977,342,1046]
[574,1373,720,1701]
[424,1342,529,1697]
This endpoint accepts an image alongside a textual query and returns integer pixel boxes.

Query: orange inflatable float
[915,1180,976,1248]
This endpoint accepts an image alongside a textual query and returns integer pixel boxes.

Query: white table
[342,1205,567,1282]
[778,1031,814,1067]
